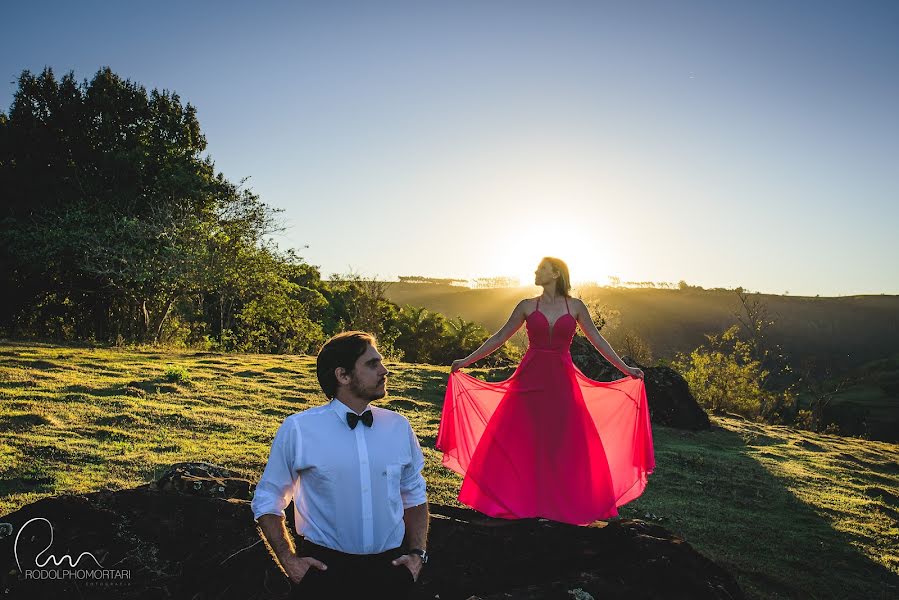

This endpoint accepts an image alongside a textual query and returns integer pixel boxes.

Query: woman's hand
[451,359,467,373]
[626,366,645,379]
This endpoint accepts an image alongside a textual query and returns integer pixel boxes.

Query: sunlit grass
[1,342,897,599]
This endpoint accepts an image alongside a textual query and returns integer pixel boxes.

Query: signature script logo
[15,517,103,571]
[11,517,131,583]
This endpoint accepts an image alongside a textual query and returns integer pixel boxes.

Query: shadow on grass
[0,413,53,431]
[386,398,429,411]
[234,370,265,378]
[62,384,125,397]
[0,380,37,389]
[62,378,183,398]
[401,368,453,407]
[641,424,898,599]
[1,358,66,371]
[0,474,55,498]
[266,366,299,374]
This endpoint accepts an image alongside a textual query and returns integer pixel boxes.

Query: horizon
[339,274,898,298]
[3,1,898,298]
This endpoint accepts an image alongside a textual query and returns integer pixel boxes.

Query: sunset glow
[475,219,621,288]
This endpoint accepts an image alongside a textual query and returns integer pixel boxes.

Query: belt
[300,538,405,562]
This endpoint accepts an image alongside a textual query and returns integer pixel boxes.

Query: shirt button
[362,487,369,493]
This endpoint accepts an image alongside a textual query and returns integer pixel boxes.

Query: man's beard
[349,376,386,402]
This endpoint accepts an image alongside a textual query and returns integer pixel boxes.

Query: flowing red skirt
[437,350,654,525]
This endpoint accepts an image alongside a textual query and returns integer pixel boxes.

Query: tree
[473,276,520,289]
[582,298,619,333]
[673,325,771,418]
[673,323,796,422]
[0,67,282,343]
[734,290,774,363]
[795,361,852,433]
[733,289,793,390]
[606,329,653,365]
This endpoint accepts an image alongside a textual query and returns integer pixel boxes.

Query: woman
[436,257,654,525]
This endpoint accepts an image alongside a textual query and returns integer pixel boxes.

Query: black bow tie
[346,410,373,430]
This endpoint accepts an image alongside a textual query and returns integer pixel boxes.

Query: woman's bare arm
[571,298,642,378]
[451,300,529,371]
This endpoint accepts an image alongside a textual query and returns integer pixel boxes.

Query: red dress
[436,297,655,525]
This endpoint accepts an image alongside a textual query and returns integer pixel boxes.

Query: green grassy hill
[1,342,897,599]
[798,353,899,441]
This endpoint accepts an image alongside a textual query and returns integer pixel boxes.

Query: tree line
[0,67,516,366]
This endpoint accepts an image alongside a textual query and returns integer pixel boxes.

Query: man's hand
[391,553,423,581]
[283,554,328,584]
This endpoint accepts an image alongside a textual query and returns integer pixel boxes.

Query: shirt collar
[329,398,370,418]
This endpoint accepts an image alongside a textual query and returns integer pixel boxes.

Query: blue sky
[3,1,897,296]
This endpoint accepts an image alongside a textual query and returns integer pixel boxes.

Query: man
[252,331,429,599]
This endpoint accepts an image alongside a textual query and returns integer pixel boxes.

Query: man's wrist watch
[408,548,429,564]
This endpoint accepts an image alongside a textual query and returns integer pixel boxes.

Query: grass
[1,342,897,599]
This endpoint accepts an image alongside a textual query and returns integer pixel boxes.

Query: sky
[3,1,898,296]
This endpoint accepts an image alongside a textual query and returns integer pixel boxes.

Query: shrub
[672,325,791,420]
[164,366,191,384]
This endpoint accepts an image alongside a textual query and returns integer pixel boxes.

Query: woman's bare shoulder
[568,296,588,314]
[569,296,587,307]
[515,297,538,312]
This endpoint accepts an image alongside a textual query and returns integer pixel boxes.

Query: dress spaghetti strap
[564,296,570,314]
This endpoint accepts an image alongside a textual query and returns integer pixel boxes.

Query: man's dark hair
[316,331,377,398]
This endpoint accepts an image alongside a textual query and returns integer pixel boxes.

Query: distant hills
[384,283,899,373]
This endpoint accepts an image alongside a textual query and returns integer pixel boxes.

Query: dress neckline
[530,307,574,331]
[530,296,573,344]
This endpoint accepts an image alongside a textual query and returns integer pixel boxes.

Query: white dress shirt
[251,399,428,555]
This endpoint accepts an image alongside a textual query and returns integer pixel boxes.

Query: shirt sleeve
[400,420,428,509]
[251,417,301,521]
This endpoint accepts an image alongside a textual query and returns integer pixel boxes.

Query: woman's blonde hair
[542,257,571,297]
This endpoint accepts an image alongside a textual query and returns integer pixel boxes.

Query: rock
[571,336,711,430]
[640,365,711,431]
[0,465,740,599]
[152,461,254,500]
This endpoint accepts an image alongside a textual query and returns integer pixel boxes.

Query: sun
[483,223,619,289]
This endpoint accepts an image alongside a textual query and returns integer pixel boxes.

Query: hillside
[385,284,899,368]
[1,342,897,599]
